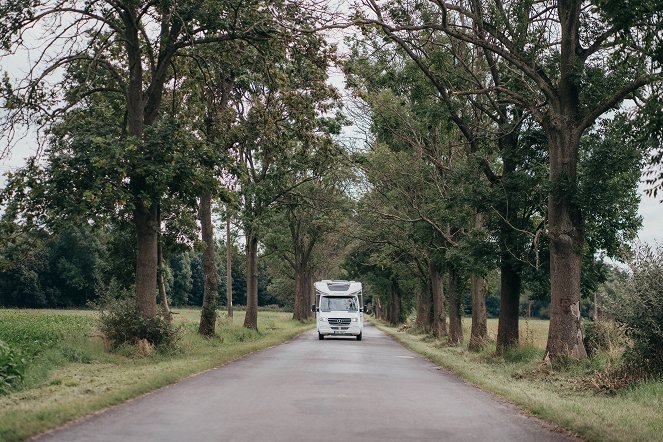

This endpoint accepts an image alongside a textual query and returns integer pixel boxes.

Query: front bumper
[318,323,362,336]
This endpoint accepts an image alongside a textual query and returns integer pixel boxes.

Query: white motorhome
[312,280,363,341]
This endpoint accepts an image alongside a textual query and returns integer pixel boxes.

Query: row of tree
[0,0,661,361]
[0,1,352,336]
[336,0,660,359]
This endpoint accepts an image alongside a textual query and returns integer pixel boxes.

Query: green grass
[372,317,663,442]
[0,308,313,442]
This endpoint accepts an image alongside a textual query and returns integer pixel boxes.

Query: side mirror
[311,304,317,312]
[359,307,364,313]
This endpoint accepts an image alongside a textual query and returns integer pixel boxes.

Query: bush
[583,319,626,357]
[0,340,27,394]
[98,297,180,352]
[608,244,663,376]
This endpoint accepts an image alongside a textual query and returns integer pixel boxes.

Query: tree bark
[447,265,463,344]
[415,280,431,331]
[308,272,315,312]
[134,200,158,319]
[388,281,402,325]
[469,273,488,351]
[495,132,525,353]
[545,125,587,359]
[243,232,259,330]
[431,262,447,338]
[293,267,304,321]
[301,269,311,320]
[497,258,521,353]
[226,216,233,319]
[198,193,218,336]
[542,0,587,360]
[124,8,159,321]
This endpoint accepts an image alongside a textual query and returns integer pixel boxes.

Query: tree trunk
[469,212,487,350]
[494,129,526,353]
[134,200,158,319]
[309,273,315,311]
[447,265,463,345]
[293,267,304,321]
[292,261,312,322]
[543,1,587,360]
[415,281,431,331]
[389,281,402,325]
[125,11,158,321]
[156,206,172,324]
[431,262,446,338]
[302,270,311,320]
[243,232,259,330]
[198,193,218,336]
[545,124,587,359]
[496,257,521,353]
[226,216,233,319]
[469,274,488,351]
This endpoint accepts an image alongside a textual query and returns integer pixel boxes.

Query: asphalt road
[35,324,572,442]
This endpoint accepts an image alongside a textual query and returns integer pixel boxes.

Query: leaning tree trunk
[431,262,447,338]
[226,216,233,319]
[447,265,463,345]
[374,296,382,320]
[156,205,172,324]
[469,274,488,351]
[157,249,171,323]
[545,125,587,359]
[243,233,259,330]
[198,193,218,336]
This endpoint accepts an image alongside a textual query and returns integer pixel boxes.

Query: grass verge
[370,317,663,442]
[0,309,313,442]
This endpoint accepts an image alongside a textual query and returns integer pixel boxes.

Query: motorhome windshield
[320,296,358,312]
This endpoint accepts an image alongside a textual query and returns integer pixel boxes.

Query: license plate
[333,331,343,335]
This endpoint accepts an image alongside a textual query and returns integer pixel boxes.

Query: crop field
[0,310,97,357]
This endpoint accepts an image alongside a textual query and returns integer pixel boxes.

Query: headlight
[352,317,358,322]
[319,317,326,322]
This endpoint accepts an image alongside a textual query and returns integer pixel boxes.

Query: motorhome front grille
[328,318,351,325]
[331,326,350,330]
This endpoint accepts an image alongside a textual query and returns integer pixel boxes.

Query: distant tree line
[0,223,279,309]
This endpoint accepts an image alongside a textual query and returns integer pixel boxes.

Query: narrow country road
[35,324,572,442]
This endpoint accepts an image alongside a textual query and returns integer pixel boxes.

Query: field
[0,309,313,442]
[372,317,663,442]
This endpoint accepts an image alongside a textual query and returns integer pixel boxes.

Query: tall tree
[263,172,350,321]
[225,25,340,329]
[355,0,661,358]
[0,0,278,322]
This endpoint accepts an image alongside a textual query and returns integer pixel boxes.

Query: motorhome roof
[314,280,362,296]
